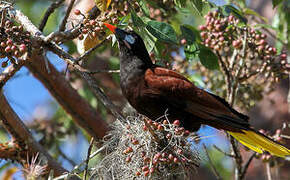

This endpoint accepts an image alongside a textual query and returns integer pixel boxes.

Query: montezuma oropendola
[104,23,290,158]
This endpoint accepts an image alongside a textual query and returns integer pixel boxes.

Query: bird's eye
[124,35,135,44]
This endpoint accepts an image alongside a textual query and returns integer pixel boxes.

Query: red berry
[5,46,11,53]
[154,152,161,159]
[1,42,6,47]
[157,124,164,131]
[1,61,8,68]
[125,156,131,163]
[143,157,150,163]
[147,119,152,125]
[180,39,187,45]
[280,53,287,60]
[144,170,150,176]
[183,130,190,136]
[168,154,174,161]
[126,147,133,153]
[136,171,141,176]
[132,139,139,145]
[177,149,183,154]
[6,39,13,46]
[19,44,27,52]
[173,157,179,163]
[199,25,206,31]
[143,125,148,131]
[74,9,81,15]
[166,133,172,139]
[276,129,281,136]
[142,165,149,172]
[173,120,180,126]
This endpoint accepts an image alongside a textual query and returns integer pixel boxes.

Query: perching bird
[104,23,290,158]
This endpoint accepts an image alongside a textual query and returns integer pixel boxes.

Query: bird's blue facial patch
[125,35,135,44]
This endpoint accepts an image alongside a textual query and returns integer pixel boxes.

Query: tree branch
[0,92,73,178]
[59,0,75,32]
[25,52,109,139]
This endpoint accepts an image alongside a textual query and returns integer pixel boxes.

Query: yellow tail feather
[228,130,290,157]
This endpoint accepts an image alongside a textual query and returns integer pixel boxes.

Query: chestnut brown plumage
[104,23,290,157]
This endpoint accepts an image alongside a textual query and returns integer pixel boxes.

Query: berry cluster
[197,10,289,109]
[74,1,139,42]
[0,19,31,68]
[95,117,199,179]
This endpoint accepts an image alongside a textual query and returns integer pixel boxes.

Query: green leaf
[272,0,283,8]
[221,5,247,24]
[136,0,150,17]
[198,45,219,70]
[146,21,177,43]
[174,0,187,8]
[243,8,268,23]
[184,43,199,60]
[254,24,278,31]
[131,11,146,28]
[180,25,196,44]
[180,24,201,44]
[140,28,157,53]
[190,0,203,16]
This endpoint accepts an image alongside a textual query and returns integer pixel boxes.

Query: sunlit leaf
[146,21,177,43]
[190,0,203,16]
[174,0,187,8]
[77,33,103,54]
[243,8,268,23]
[94,0,112,12]
[184,43,199,60]
[136,0,150,17]
[131,11,146,28]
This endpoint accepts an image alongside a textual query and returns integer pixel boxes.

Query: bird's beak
[104,23,127,41]
[104,23,117,33]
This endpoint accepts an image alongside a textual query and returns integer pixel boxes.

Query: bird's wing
[144,67,249,130]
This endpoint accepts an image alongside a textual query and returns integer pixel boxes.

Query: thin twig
[76,38,108,63]
[80,71,125,121]
[0,92,72,178]
[84,138,94,180]
[39,0,65,32]
[59,0,75,32]
[216,51,232,96]
[203,144,222,180]
[266,162,272,180]
[72,145,107,173]
[240,152,256,179]
[86,69,120,74]
[213,145,235,158]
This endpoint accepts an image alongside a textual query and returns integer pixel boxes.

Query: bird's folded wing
[144,67,249,130]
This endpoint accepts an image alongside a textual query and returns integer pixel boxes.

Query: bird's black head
[104,23,153,67]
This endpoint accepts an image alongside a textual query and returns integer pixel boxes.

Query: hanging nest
[91,115,200,179]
